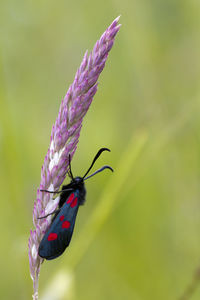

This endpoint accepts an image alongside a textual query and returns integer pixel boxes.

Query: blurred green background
[1,0,200,299]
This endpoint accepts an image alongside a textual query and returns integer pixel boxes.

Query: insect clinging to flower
[38,147,113,260]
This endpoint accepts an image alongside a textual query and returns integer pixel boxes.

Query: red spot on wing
[67,193,74,204]
[62,220,70,229]
[60,215,64,221]
[70,197,78,208]
[47,233,58,241]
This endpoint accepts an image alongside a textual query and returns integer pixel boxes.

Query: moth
[38,148,113,260]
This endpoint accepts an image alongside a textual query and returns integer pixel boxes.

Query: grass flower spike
[28,16,121,299]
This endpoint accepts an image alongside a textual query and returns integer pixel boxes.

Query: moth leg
[40,189,73,194]
[38,209,60,219]
[40,189,61,194]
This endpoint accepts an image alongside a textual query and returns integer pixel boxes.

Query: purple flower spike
[28,16,121,299]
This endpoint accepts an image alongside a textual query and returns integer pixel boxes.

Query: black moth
[38,148,113,260]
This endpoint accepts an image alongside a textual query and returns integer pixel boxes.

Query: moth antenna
[83,148,111,179]
[84,165,113,180]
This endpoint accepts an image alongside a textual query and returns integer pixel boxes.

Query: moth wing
[39,192,79,260]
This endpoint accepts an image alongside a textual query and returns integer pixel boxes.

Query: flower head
[28,16,121,299]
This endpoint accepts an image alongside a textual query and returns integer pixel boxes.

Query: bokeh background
[1,0,200,299]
